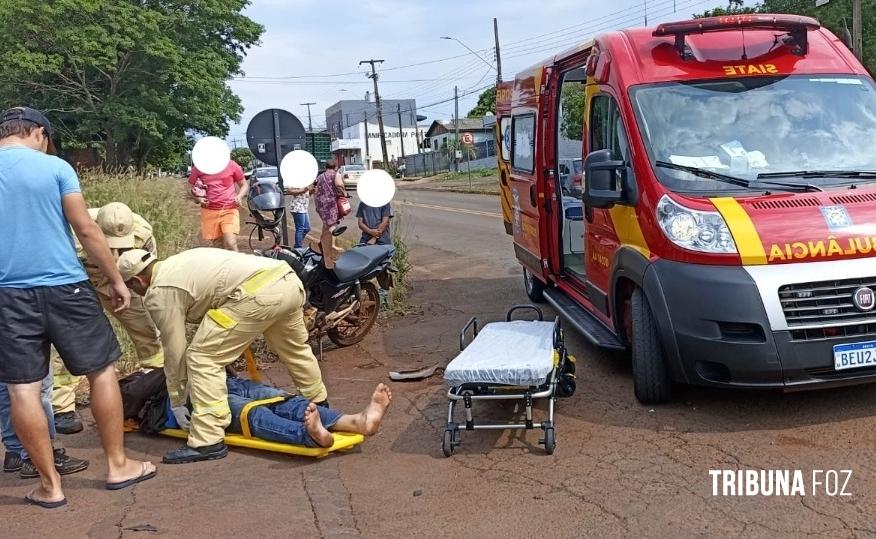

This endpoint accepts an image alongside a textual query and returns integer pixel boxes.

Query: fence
[404,139,497,177]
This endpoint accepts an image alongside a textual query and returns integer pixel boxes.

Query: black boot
[162,442,228,464]
[54,411,84,434]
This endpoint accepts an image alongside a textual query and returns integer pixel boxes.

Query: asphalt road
[3,186,876,538]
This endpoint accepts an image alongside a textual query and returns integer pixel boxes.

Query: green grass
[434,167,498,183]
[79,172,195,373]
[387,216,413,315]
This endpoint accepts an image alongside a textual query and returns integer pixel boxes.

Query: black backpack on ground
[118,369,169,434]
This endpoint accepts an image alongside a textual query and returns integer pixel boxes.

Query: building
[423,118,493,153]
[326,99,425,168]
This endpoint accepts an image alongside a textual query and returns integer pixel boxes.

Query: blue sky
[227,0,727,141]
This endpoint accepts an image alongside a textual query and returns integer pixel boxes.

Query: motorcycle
[252,226,396,357]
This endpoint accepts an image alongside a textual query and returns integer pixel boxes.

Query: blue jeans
[0,374,56,459]
[226,378,341,447]
[291,212,310,249]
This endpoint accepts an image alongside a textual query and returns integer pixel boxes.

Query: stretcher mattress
[159,429,365,458]
[444,321,555,387]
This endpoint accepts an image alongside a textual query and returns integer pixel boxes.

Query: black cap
[0,107,56,154]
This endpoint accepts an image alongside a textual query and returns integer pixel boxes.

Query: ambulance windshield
[631,75,876,193]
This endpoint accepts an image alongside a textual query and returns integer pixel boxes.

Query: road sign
[246,108,307,245]
[455,150,463,159]
[461,132,474,145]
[246,109,306,167]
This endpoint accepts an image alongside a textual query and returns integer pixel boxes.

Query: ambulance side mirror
[583,149,626,209]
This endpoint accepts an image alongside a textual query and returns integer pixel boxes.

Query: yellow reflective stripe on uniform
[239,396,288,438]
[53,373,80,386]
[192,400,231,416]
[240,266,290,295]
[141,350,164,368]
[207,309,237,329]
[710,197,768,265]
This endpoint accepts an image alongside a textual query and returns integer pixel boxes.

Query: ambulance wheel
[542,425,556,455]
[442,429,455,457]
[328,282,380,347]
[631,287,673,404]
[523,268,546,303]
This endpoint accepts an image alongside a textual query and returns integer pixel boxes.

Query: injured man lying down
[225,376,391,447]
[120,369,391,448]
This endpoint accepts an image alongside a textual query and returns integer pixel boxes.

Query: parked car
[248,166,279,184]
[338,164,367,188]
[558,158,583,195]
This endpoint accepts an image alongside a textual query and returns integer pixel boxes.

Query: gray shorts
[0,281,121,383]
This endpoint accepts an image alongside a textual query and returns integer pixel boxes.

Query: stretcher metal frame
[442,305,568,457]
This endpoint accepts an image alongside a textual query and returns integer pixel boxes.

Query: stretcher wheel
[442,429,455,457]
[542,425,556,455]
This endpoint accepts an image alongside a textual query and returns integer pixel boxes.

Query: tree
[467,87,496,118]
[560,83,585,141]
[694,0,756,18]
[0,0,263,170]
[231,147,254,170]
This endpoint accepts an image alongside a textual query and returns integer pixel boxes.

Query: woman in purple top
[314,159,347,268]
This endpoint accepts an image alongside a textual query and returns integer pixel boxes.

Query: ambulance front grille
[780,277,876,328]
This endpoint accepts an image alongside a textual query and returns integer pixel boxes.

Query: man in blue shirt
[356,201,392,246]
[0,107,156,508]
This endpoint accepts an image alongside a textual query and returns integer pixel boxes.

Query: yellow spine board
[159,429,365,458]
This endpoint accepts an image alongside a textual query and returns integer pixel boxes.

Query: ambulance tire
[523,268,546,303]
[631,287,673,404]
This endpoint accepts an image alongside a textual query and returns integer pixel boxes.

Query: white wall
[341,123,426,164]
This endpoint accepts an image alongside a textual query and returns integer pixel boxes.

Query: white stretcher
[441,305,576,456]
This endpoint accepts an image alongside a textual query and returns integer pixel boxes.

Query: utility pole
[853,0,863,61]
[300,102,315,133]
[359,59,389,169]
[493,18,503,85]
[397,104,406,162]
[363,111,371,168]
[410,111,421,153]
[454,85,460,173]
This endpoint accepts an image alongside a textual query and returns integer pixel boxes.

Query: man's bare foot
[106,459,156,485]
[304,403,335,448]
[362,384,392,436]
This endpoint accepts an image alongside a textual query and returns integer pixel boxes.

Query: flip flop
[105,462,157,491]
[25,493,67,509]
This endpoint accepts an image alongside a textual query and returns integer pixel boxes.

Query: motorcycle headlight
[656,195,737,254]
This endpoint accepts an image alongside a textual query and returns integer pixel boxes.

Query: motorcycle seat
[333,245,394,283]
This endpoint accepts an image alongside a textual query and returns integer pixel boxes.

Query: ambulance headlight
[657,195,737,254]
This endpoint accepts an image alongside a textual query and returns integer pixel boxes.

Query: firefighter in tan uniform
[116,247,327,464]
[52,203,165,434]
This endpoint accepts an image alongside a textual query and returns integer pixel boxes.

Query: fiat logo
[853,287,876,311]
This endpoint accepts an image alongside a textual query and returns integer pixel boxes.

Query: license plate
[833,340,876,371]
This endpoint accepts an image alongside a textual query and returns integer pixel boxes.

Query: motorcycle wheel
[327,281,380,347]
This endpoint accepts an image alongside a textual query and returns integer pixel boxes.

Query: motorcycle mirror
[332,226,348,237]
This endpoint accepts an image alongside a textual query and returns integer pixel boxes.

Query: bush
[79,171,195,372]
[387,216,412,314]
[80,171,193,258]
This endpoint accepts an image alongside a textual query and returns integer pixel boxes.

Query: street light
[440,36,496,72]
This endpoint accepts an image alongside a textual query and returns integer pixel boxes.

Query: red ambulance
[496,15,876,402]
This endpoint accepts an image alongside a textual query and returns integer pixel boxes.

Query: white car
[338,164,366,188]
[248,166,279,184]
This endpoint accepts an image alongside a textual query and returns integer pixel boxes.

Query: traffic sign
[246,109,306,166]
[245,108,307,245]
[461,132,474,145]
